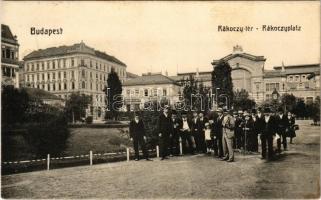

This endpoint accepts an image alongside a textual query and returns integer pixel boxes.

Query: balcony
[1,58,19,66]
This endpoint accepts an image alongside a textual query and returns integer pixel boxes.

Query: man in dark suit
[170,110,182,156]
[180,113,195,154]
[212,108,224,158]
[191,111,200,153]
[158,106,172,160]
[129,113,152,161]
[261,107,277,160]
[276,108,289,152]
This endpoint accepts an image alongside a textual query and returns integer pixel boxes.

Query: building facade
[23,41,127,120]
[122,73,181,111]
[172,45,320,105]
[1,24,20,88]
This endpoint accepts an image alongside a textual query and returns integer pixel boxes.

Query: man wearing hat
[212,108,224,158]
[170,110,182,156]
[158,105,172,160]
[221,109,235,162]
[276,107,289,152]
[251,108,261,152]
[129,113,152,161]
[243,111,254,152]
[180,113,195,154]
[234,110,244,150]
[261,107,277,160]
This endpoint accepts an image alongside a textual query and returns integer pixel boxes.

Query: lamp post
[272,88,279,114]
[215,88,220,110]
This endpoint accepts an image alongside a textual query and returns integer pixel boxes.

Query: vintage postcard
[1,1,320,199]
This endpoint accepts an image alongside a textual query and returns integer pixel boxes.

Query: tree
[65,92,92,123]
[182,75,198,111]
[212,60,234,108]
[293,99,306,118]
[281,93,297,112]
[233,89,256,111]
[1,85,29,125]
[105,68,123,120]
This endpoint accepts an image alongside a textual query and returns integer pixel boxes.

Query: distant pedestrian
[204,122,212,154]
[129,113,152,161]
[191,111,200,153]
[221,109,235,162]
[261,107,277,160]
[276,108,288,152]
[212,108,224,158]
[286,111,296,144]
[180,114,196,154]
[158,105,172,160]
[198,112,208,153]
[170,110,182,156]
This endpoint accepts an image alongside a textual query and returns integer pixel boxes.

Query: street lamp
[215,88,220,110]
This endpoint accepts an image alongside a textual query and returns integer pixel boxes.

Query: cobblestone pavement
[2,120,320,199]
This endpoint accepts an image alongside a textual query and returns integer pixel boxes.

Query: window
[31,64,34,71]
[90,60,92,68]
[64,83,67,90]
[82,70,86,78]
[266,83,280,92]
[96,62,98,69]
[53,73,56,80]
[144,89,148,97]
[52,60,55,69]
[58,84,61,91]
[31,74,34,81]
[41,62,44,70]
[2,49,5,58]
[11,51,14,59]
[58,72,61,79]
[100,74,102,80]
[37,74,39,81]
[42,74,45,80]
[302,75,306,81]
[90,83,93,90]
[71,58,74,66]
[53,84,56,91]
[48,84,50,91]
[135,89,139,96]
[295,75,299,82]
[72,82,75,90]
[64,71,66,79]
[71,71,74,78]
[81,59,85,66]
[63,59,66,68]
[288,76,293,82]
[57,60,61,68]
[6,49,10,58]
[153,88,157,96]
[163,89,167,96]
[90,72,92,78]
[36,63,39,71]
[47,61,50,70]
[82,81,86,89]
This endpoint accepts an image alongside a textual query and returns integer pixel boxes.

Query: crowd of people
[129,105,297,162]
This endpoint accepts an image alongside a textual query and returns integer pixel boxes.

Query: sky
[1,1,320,76]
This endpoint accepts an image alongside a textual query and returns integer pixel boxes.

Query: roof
[1,24,19,45]
[263,70,282,78]
[23,88,63,100]
[123,74,179,86]
[23,42,126,66]
[126,71,139,79]
[273,64,320,75]
[212,53,266,65]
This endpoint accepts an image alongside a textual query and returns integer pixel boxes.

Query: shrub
[26,112,70,158]
[85,116,93,124]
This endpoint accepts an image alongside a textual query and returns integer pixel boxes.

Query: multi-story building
[23,41,127,120]
[122,72,181,111]
[1,24,20,88]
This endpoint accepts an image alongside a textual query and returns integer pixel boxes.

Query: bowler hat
[217,108,223,113]
[238,110,243,114]
[264,107,272,113]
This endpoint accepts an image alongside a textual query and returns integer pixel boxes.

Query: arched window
[82,81,86,89]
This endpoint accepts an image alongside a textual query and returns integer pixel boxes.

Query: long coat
[129,120,146,139]
[157,113,172,137]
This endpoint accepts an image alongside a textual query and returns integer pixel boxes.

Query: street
[2,120,320,199]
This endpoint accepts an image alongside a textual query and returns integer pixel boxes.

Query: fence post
[126,148,130,162]
[47,154,50,171]
[179,139,183,155]
[156,145,160,158]
[90,151,93,166]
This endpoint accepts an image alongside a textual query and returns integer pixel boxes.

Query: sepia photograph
[1,1,320,199]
